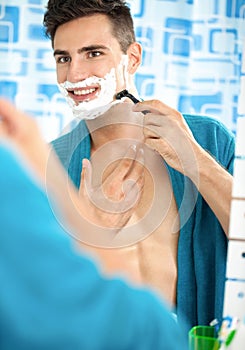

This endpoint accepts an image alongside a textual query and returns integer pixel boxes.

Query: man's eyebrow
[78,45,109,53]
[53,49,68,57]
[53,45,109,56]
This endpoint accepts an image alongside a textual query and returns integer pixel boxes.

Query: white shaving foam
[58,55,129,120]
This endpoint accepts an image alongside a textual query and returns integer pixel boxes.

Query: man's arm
[188,144,233,235]
[133,100,233,235]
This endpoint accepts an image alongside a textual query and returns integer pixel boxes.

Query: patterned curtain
[0,0,244,140]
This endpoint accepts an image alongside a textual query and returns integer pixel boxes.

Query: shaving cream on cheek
[58,68,119,120]
[57,55,129,120]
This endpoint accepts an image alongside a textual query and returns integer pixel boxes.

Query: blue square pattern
[28,7,45,15]
[178,92,222,115]
[36,49,56,72]
[156,0,194,4]
[209,28,238,55]
[226,0,245,18]
[0,6,19,43]
[135,73,155,96]
[28,0,43,4]
[38,84,60,99]
[28,24,46,41]
[0,49,28,76]
[130,0,145,18]
[163,18,193,57]
[193,34,203,51]
[232,95,240,123]
[0,81,18,101]
[26,0,47,12]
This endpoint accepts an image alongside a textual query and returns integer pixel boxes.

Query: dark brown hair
[43,0,136,53]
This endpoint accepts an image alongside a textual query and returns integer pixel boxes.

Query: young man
[0,97,188,350]
[43,0,235,327]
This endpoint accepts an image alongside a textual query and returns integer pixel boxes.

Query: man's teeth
[73,88,96,96]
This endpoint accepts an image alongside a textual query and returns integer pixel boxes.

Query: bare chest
[79,158,180,306]
[80,198,179,306]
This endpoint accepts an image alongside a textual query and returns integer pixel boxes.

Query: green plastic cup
[189,325,220,350]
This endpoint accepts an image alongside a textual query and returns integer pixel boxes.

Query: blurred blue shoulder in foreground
[0,142,188,350]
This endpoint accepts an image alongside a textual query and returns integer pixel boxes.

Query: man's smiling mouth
[68,86,99,102]
[73,88,96,96]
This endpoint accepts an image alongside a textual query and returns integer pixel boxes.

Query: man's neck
[85,101,144,154]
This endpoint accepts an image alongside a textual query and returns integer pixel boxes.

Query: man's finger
[133,99,180,117]
[103,144,139,185]
[79,158,92,196]
[0,98,23,126]
[125,147,144,179]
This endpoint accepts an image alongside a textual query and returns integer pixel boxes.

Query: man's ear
[127,42,142,74]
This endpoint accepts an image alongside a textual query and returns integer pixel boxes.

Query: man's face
[53,14,134,117]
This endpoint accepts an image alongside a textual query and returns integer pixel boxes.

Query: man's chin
[72,100,121,121]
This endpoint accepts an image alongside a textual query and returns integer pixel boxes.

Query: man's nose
[67,57,89,82]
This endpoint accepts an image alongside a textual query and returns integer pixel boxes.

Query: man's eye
[56,56,70,63]
[88,51,102,58]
